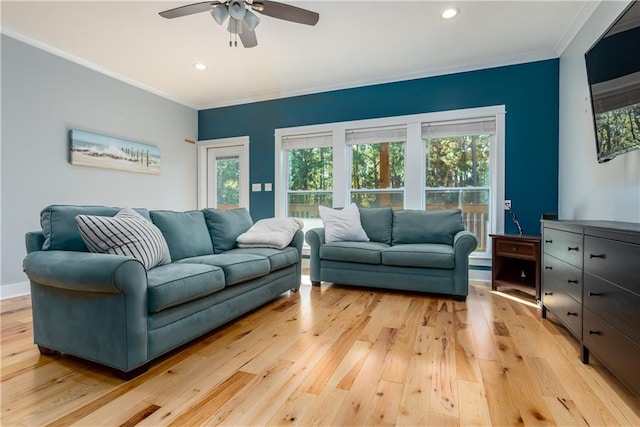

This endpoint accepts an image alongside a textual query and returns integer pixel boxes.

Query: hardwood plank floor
[1,279,639,426]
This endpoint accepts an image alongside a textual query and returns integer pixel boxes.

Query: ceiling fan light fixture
[210,4,229,25]
[243,10,261,31]
[228,17,242,34]
[228,0,247,20]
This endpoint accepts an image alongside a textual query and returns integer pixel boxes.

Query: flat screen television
[585,0,640,163]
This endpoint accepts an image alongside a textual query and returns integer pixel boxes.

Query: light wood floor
[1,280,639,426]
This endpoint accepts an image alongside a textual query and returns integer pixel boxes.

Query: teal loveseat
[305,208,478,300]
[23,205,303,377]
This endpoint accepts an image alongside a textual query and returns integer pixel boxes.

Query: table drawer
[495,239,536,260]
[583,308,640,396]
[543,228,583,268]
[584,236,640,294]
[543,254,582,303]
[542,282,582,338]
[584,272,640,344]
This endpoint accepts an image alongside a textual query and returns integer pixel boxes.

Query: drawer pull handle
[589,253,606,259]
[567,279,579,284]
[512,246,518,252]
[545,239,553,243]
[544,292,553,296]
[545,266,553,270]
[588,330,601,335]
[567,311,578,316]
[568,246,579,252]
[588,291,602,297]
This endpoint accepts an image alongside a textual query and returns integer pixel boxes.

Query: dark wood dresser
[541,220,640,397]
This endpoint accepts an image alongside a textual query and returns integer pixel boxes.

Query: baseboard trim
[470,269,491,283]
[1,281,30,300]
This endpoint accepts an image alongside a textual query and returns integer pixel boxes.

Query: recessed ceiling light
[193,63,208,71]
[442,8,459,19]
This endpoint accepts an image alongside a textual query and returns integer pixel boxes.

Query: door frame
[197,136,250,210]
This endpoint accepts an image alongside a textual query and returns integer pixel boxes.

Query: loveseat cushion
[392,209,465,246]
[40,205,150,252]
[176,253,270,286]
[359,207,393,244]
[320,241,390,264]
[202,208,253,253]
[381,244,455,269]
[225,247,299,272]
[147,263,225,313]
[150,210,214,261]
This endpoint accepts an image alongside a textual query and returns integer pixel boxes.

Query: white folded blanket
[237,217,304,249]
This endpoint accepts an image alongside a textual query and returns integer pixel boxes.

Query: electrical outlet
[504,200,512,210]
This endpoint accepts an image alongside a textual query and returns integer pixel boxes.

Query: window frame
[275,105,506,261]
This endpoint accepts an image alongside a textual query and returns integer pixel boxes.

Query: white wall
[559,0,640,222]
[1,35,198,293]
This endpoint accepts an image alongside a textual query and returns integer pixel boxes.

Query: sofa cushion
[359,207,393,244]
[202,208,253,253]
[41,205,150,252]
[319,204,369,243]
[147,263,225,313]
[150,210,214,261]
[320,241,389,264]
[392,209,465,246]
[382,244,455,269]
[225,247,299,272]
[75,208,171,270]
[176,253,270,286]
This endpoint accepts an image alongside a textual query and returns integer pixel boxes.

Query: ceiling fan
[159,0,319,48]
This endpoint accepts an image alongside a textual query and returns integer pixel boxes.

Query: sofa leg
[37,345,58,356]
[452,295,467,302]
[311,281,321,286]
[113,364,149,381]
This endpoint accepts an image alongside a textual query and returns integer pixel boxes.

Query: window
[275,106,505,260]
[347,126,406,208]
[423,118,495,253]
[282,133,333,235]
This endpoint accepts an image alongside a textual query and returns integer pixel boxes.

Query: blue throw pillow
[392,209,465,245]
[150,210,214,260]
[202,208,254,253]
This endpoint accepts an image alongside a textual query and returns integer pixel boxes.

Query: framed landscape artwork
[69,129,160,175]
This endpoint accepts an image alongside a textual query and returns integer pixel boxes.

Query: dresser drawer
[542,282,582,338]
[583,308,640,396]
[543,228,583,268]
[584,236,640,294]
[495,239,536,260]
[584,272,640,344]
[543,254,582,303]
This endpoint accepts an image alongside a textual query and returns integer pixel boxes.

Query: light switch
[252,183,262,192]
[264,183,272,192]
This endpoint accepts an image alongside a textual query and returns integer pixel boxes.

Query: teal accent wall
[199,59,559,235]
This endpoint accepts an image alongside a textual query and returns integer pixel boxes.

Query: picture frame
[69,129,160,175]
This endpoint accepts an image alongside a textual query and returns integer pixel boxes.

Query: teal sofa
[23,205,303,378]
[305,208,478,300]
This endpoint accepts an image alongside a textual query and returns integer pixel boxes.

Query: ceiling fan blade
[239,26,258,48]
[253,0,319,26]
[159,1,220,19]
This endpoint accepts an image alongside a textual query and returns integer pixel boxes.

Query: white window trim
[197,136,250,210]
[274,106,506,260]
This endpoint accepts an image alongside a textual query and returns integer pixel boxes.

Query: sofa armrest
[305,228,325,283]
[288,230,304,290]
[453,230,479,256]
[23,250,149,372]
[23,250,147,294]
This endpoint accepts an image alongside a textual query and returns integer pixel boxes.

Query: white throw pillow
[318,204,370,243]
[75,208,171,270]
[237,217,304,249]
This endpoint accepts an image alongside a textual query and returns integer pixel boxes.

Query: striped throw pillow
[75,208,171,270]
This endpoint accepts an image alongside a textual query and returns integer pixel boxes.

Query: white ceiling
[1,1,597,110]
